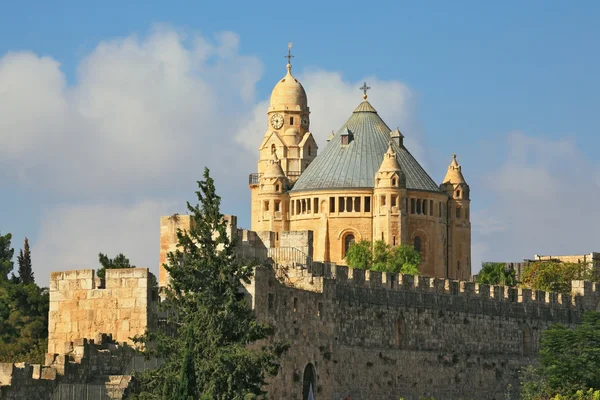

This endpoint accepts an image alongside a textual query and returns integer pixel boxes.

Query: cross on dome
[360,81,371,100]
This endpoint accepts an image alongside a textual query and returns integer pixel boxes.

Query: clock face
[301,115,309,129]
[270,113,284,129]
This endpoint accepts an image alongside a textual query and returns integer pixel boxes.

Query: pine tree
[17,237,34,284]
[97,252,134,279]
[132,168,287,400]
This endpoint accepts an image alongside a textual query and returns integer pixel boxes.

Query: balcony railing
[248,170,303,185]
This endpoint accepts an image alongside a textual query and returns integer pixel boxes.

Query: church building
[249,47,471,279]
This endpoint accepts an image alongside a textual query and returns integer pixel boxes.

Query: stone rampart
[48,268,155,355]
[248,264,600,400]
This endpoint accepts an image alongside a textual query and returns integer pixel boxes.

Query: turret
[256,152,290,239]
[440,154,471,280]
[373,144,408,246]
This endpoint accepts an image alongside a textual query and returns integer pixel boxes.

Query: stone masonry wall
[248,265,597,400]
[48,268,154,355]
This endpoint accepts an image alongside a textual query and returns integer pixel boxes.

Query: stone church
[249,50,471,279]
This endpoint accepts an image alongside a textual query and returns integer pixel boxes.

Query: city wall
[48,268,156,355]
[247,265,598,400]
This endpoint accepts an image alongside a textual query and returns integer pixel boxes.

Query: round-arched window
[271,144,276,154]
[302,363,316,400]
[343,234,356,258]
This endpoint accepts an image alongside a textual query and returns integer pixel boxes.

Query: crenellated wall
[48,268,156,355]
[247,264,598,400]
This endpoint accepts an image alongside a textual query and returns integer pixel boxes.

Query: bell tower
[440,154,471,280]
[250,44,318,231]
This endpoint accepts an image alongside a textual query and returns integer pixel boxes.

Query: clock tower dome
[250,44,318,232]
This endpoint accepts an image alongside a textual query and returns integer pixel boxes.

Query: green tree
[0,232,14,281]
[346,240,421,275]
[132,168,286,400]
[477,262,516,286]
[17,237,34,284]
[97,252,135,279]
[521,261,593,294]
[520,312,600,399]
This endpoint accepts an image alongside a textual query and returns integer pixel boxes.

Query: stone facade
[248,55,471,280]
[0,335,139,400]
[48,268,156,355]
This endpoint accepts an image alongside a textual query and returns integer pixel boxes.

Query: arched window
[456,190,461,198]
[392,177,397,186]
[302,363,317,400]
[271,144,276,154]
[308,145,312,156]
[414,236,422,255]
[343,234,355,258]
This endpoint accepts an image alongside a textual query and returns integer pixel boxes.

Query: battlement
[48,268,156,355]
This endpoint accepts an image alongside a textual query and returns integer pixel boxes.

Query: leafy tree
[17,237,34,284]
[131,168,287,400]
[346,240,421,275]
[0,232,14,281]
[477,262,516,287]
[0,232,49,364]
[521,261,594,294]
[520,312,600,399]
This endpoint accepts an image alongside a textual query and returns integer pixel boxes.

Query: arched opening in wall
[392,177,397,186]
[343,234,355,258]
[395,316,405,348]
[414,236,422,256]
[456,190,461,198]
[302,363,317,400]
[523,324,533,356]
[271,143,276,154]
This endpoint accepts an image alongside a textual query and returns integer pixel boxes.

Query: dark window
[393,236,396,246]
[308,145,312,156]
[274,201,280,212]
[314,198,319,213]
[346,197,352,212]
[264,201,270,211]
[338,197,345,212]
[381,195,386,206]
[344,234,356,258]
[430,200,434,216]
[354,197,361,212]
[414,236,422,255]
[423,200,427,215]
[271,144,276,154]
[329,197,335,213]
[456,190,461,197]
[391,195,397,207]
[392,177,397,186]
[364,197,371,212]
[456,207,461,219]
[416,200,422,214]
[275,184,280,192]
[290,116,294,125]
[293,297,298,312]
[411,199,415,214]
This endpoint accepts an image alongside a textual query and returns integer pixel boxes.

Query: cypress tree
[17,237,34,284]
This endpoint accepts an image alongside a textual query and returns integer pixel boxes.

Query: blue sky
[1,1,599,284]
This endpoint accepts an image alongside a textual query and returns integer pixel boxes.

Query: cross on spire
[285,42,294,69]
[360,81,371,100]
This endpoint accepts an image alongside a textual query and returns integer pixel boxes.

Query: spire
[442,154,466,184]
[263,151,286,178]
[285,42,294,73]
[378,143,402,173]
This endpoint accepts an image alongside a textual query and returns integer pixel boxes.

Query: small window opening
[339,197,345,212]
[430,200,434,216]
[271,144,276,154]
[414,236,422,255]
[364,197,371,212]
[293,297,298,312]
[392,177,397,186]
[439,202,442,217]
[346,197,353,212]
[393,236,396,246]
[423,199,427,215]
[391,194,398,207]
[264,201,270,211]
[314,198,319,213]
[416,200,422,214]
[456,207,461,219]
[307,199,311,213]
[274,200,280,212]
[381,195,386,206]
[354,197,361,212]
[329,197,335,213]
[411,199,415,214]
[456,190,461,197]
[290,116,294,125]
[344,234,355,258]
[275,184,280,192]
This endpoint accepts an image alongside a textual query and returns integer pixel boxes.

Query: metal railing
[248,170,303,185]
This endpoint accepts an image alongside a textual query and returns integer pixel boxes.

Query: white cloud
[472,132,600,271]
[0,27,262,198]
[234,69,428,167]
[31,199,178,286]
